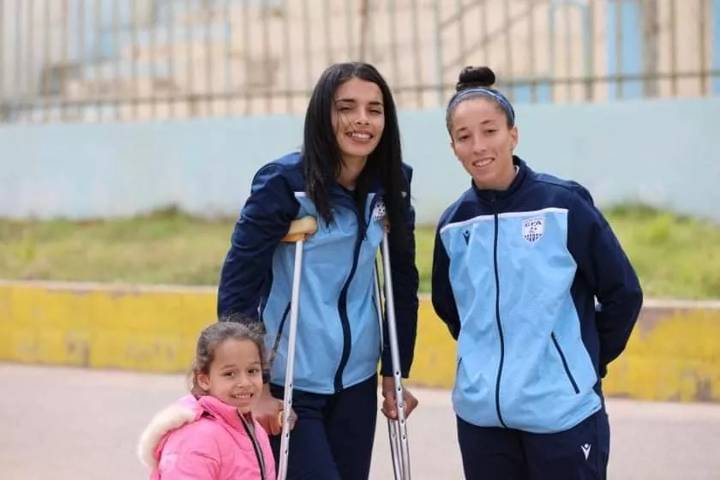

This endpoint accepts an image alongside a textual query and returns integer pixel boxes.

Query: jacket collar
[197,394,246,430]
[327,170,384,197]
[326,172,385,218]
[471,155,528,203]
[139,394,251,469]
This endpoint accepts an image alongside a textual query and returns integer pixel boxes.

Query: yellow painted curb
[0,281,213,372]
[1,281,719,402]
[601,305,720,402]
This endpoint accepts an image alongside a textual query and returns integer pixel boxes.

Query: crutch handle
[281,216,318,243]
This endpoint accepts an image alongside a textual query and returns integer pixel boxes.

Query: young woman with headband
[432,66,643,479]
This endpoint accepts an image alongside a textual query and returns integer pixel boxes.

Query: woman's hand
[253,385,296,435]
[380,376,419,420]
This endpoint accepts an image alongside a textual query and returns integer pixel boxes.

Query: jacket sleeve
[568,186,643,377]
[157,428,222,479]
[158,450,221,480]
[381,166,419,378]
[431,222,461,339]
[217,163,299,322]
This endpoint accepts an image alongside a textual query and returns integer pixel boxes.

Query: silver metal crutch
[277,216,317,480]
[373,228,412,480]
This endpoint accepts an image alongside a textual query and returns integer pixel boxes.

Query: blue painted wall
[1,98,719,224]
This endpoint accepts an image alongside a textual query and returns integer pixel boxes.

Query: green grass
[1,205,718,299]
[0,207,229,286]
[599,205,720,299]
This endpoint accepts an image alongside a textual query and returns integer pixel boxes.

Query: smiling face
[197,338,263,414]
[449,97,518,190]
[330,77,385,166]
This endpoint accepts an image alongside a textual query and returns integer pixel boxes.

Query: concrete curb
[1,280,718,401]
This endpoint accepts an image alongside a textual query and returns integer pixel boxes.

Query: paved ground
[2,363,719,479]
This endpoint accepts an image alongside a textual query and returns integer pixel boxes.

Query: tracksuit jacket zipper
[240,414,267,480]
[334,193,381,391]
[334,223,363,392]
[491,200,508,428]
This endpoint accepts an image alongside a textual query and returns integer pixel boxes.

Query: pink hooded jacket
[138,394,276,480]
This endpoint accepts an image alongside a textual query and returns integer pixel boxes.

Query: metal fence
[0,0,718,123]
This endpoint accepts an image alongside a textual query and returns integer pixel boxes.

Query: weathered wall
[2,280,718,402]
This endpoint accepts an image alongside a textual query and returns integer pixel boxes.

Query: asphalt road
[2,364,719,479]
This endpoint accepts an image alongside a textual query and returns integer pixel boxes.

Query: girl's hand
[380,376,419,419]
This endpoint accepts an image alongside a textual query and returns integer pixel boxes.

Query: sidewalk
[2,363,719,479]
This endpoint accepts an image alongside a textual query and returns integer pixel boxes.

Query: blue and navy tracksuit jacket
[432,157,642,434]
[218,152,419,394]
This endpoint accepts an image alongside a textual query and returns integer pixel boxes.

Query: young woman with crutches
[218,62,419,480]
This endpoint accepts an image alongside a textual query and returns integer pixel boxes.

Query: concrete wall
[1,97,719,224]
[2,280,719,402]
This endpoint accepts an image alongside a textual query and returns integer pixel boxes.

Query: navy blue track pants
[457,409,610,480]
[269,374,378,480]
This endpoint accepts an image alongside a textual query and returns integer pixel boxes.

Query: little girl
[138,320,276,480]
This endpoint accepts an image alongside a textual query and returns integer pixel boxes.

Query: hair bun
[456,66,496,92]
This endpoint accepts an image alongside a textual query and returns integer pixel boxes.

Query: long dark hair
[302,62,409,245]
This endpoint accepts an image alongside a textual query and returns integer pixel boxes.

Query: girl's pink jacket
[138,394,276,480]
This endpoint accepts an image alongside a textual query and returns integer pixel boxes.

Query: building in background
[0,0,718,123]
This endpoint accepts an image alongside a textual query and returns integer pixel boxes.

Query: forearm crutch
[373,229,412,480]
[277,216,317,480]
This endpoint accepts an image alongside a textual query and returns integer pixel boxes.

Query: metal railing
[0,0,717,123]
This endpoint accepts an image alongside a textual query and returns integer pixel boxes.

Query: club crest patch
[522,216,544,243]
[372,200,386,222]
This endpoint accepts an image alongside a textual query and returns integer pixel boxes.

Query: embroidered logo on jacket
[372,200,386,222]
[522,216,544,243]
